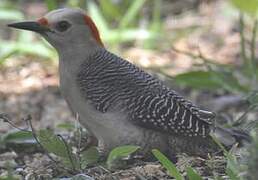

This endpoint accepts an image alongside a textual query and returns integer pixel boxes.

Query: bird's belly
[59,76,168,155]
[60,79,139,141]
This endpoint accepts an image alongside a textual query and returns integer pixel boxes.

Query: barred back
[77,49,215,137]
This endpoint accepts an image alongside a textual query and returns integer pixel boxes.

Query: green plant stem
[239,14,248,64]
[152,0,161,30]
[143,0,162,48]
[251,18,258,88]
[76,114,82,171]
[119,0,146,29]
[57,134,77,172]
[251,19,257,65]
[233,104,257,127]
[239,14,257,89]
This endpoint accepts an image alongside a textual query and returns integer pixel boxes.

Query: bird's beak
[8,21,50,33]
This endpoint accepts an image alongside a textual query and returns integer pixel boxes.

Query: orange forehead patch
[83,15,104,47]
[37,17,49,26]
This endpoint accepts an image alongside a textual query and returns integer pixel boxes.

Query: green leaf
[152,149,183,180]
[174,71,221,90]
[226,168,240,180]
[44,0,58,11]
[3,130,35,144]
[186,167,203,180]
[226,151,241,180]
[56,122,75,131]
[0,40,56,60]
[81,146,99,169]
[104,29,157,43]
[230,0,258,16]
[107,145,140,169]
[0,9,24,20]
[61,155,80,170]
[99,0,121,19]
[174,70,247,93]
[210,70,248,93]
[37,129,71,158]
[212,136,242,180]
[37,129,79,169]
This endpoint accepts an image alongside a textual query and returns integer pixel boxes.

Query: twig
[75,113,82,171]
[25,115,59,164]
[171,46,224,67]
[0,113,30,132]
[171,46,213,63]
[1,113,58,164]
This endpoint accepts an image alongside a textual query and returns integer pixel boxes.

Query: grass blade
[152,149,183,180]
[186,167,203,180]
[119,0,146,28]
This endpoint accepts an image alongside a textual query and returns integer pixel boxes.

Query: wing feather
[77,49,215,137]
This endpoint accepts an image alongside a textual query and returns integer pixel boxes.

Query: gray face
[8,8,96,52]
[42,8,93,50]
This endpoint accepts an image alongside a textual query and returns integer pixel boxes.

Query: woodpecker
[8,8,249,158]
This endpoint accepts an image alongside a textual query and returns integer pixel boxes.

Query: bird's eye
[56,21,71,32]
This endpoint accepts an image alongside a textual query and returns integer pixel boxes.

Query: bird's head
[8,8,104,52]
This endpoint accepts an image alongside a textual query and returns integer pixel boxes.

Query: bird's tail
[211,126,251,148]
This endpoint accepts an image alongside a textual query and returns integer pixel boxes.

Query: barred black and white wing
[77,49,216,138]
